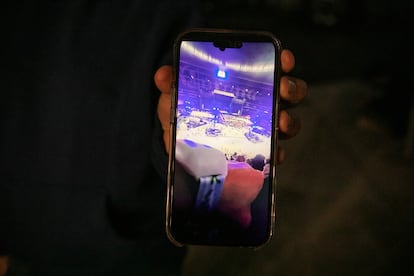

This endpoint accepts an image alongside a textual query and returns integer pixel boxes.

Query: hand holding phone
[166,28,282,248]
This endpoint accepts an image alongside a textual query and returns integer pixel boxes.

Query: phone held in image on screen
[166,29,282,248]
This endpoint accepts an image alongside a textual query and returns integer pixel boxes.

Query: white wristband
[175,139,228,212]
[175,139,228,179]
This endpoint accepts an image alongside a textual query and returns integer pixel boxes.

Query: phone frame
[166,28,282,248]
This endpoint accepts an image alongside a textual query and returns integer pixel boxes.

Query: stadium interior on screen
[177,41,276,160]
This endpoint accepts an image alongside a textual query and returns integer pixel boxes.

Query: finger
[154,65,173,153]
[280,76,308,106]
[154,65,173,94]
[281,49,295,73]
[155,66,172,130]
[279,109,301,139]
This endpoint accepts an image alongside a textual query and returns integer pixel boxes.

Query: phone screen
[167,30,281,247]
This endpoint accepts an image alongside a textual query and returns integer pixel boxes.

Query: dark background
[183,0,414,275]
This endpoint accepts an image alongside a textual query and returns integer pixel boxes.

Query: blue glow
[183,139,211,148]
[216,68,227,79]
[184,139,198,148]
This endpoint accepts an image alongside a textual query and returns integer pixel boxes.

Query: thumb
[154,65,173,95]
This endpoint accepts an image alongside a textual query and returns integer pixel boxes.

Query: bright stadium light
[216,68,227,79]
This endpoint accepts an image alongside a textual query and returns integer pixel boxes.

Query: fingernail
[288,79,296,95]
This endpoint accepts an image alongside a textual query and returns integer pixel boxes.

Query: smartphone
[166,29,282,248]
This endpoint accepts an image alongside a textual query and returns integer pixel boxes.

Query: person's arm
[217,161,264,228]
[168,157,265,228]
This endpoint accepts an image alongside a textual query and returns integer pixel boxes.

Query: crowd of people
[179,61,274,117]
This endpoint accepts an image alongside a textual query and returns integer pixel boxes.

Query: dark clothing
[1,1,201,275]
